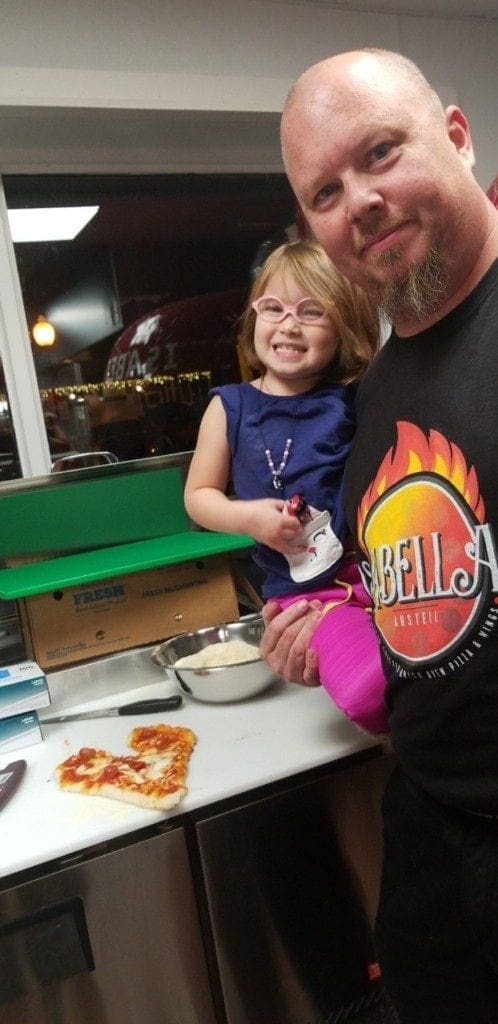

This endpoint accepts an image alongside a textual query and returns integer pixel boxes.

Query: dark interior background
[2,173,296,467]
[6,173,296,383]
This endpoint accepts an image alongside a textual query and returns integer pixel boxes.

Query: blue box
[0,661,50,719]
[0,710,42,754]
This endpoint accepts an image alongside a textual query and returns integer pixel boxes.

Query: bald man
[260,49,498,1023]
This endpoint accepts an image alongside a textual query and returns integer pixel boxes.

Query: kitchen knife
[41,695,183,724]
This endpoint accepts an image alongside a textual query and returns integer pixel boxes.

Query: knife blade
[41,695,183,724]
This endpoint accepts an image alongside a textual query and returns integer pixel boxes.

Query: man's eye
[370,142,392,163]
[315,183,339,205]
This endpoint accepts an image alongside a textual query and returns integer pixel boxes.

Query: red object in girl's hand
[287,493,305,516]
[287,494,311,523]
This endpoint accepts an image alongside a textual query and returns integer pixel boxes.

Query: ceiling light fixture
[8,205,99,243]
[32,315,56,347]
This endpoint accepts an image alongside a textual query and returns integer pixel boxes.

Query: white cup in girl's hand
[285,507,343,583]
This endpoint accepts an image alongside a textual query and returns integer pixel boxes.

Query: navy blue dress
[210,381,356,598]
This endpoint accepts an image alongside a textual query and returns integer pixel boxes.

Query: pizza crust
[56,775,187,810]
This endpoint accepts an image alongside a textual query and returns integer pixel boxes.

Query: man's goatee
[376,247,448,324]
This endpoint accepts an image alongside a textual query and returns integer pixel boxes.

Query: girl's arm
[184,396,237,532]
[184,396,303,551]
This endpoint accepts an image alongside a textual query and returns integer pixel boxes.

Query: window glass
[0,370,21,482]
[4,173,295,470]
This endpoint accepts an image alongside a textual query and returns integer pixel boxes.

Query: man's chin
[373,247,448,324]
[348,246,407,293]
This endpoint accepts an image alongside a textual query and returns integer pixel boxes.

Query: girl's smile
[273,342,308,356]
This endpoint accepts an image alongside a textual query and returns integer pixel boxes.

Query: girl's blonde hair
[238,240,379,384]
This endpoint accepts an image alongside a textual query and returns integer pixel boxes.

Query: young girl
[185,240,387,733]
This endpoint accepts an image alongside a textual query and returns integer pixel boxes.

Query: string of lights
[38,371,212,402]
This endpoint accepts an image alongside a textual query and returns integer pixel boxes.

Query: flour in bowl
[174,639,260,669]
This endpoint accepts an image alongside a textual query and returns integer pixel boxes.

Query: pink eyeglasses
[251,295,329,325]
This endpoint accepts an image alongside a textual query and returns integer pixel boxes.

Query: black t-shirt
[343,260,498,812]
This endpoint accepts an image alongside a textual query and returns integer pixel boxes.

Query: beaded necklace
[257,377,296,492]
[265,437,293,490]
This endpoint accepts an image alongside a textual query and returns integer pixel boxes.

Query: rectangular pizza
[56,724,196,810]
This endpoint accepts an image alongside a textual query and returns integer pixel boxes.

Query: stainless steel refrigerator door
[0,823,217,1024]
[194,755,391,1024]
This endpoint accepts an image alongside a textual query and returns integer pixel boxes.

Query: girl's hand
[247,498,305,554]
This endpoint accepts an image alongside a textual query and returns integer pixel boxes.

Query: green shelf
[0,462,253,599]
[0,531,253,599]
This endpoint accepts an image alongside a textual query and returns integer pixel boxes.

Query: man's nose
[344,176,384,222]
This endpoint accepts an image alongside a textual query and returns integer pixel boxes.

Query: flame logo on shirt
[357,421,497,667]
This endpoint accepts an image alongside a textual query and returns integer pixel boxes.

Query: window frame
[0,179,52,477]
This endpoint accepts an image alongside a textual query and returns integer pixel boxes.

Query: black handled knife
[41,695,183,724]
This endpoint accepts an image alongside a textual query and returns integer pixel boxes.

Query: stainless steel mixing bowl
[151,614,278,703]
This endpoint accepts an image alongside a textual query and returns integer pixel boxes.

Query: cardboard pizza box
[16,555,239,670]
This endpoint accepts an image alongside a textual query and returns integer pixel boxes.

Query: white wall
[0,0,495,185]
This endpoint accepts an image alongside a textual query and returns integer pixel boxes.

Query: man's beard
[373,246,448,325]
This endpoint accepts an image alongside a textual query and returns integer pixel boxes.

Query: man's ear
[445,105,476,170]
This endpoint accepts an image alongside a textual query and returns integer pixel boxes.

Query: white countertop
[0,670,379,883]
